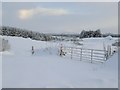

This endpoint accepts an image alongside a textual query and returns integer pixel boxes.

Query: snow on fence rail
[60,46,111,63]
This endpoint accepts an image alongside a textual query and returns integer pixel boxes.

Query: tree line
[0,26,52,41]
[0,26,119,41]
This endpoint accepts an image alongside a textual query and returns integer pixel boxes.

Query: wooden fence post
[32,46,34,55]
[71,47,73,59]
[80,48,82,61]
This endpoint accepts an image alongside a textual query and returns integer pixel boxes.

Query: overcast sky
[2,2,118,34]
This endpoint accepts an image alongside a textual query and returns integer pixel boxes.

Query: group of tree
[0,26,52,41]
[80,29,102,38]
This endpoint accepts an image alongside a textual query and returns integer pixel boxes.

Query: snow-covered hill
[1,36,118,88]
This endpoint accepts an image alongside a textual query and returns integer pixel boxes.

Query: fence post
[32,46,34,55]
[104,50,107,61]
[91,49,93,63]
[59,44,64,56]
[80,48,82,61]
[71,47,73,59]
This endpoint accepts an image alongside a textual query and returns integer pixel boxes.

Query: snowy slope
[1,36,118,88]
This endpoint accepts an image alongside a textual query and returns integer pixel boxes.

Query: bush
[0,38,10,52]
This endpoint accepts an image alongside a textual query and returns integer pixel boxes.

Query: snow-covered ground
[0,51,2,89]
[1,36,118,88]
[0,36,2,89]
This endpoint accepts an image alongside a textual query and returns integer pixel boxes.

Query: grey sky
[2,2,118,34]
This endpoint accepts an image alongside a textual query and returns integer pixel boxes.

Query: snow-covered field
[1,36,118,88]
